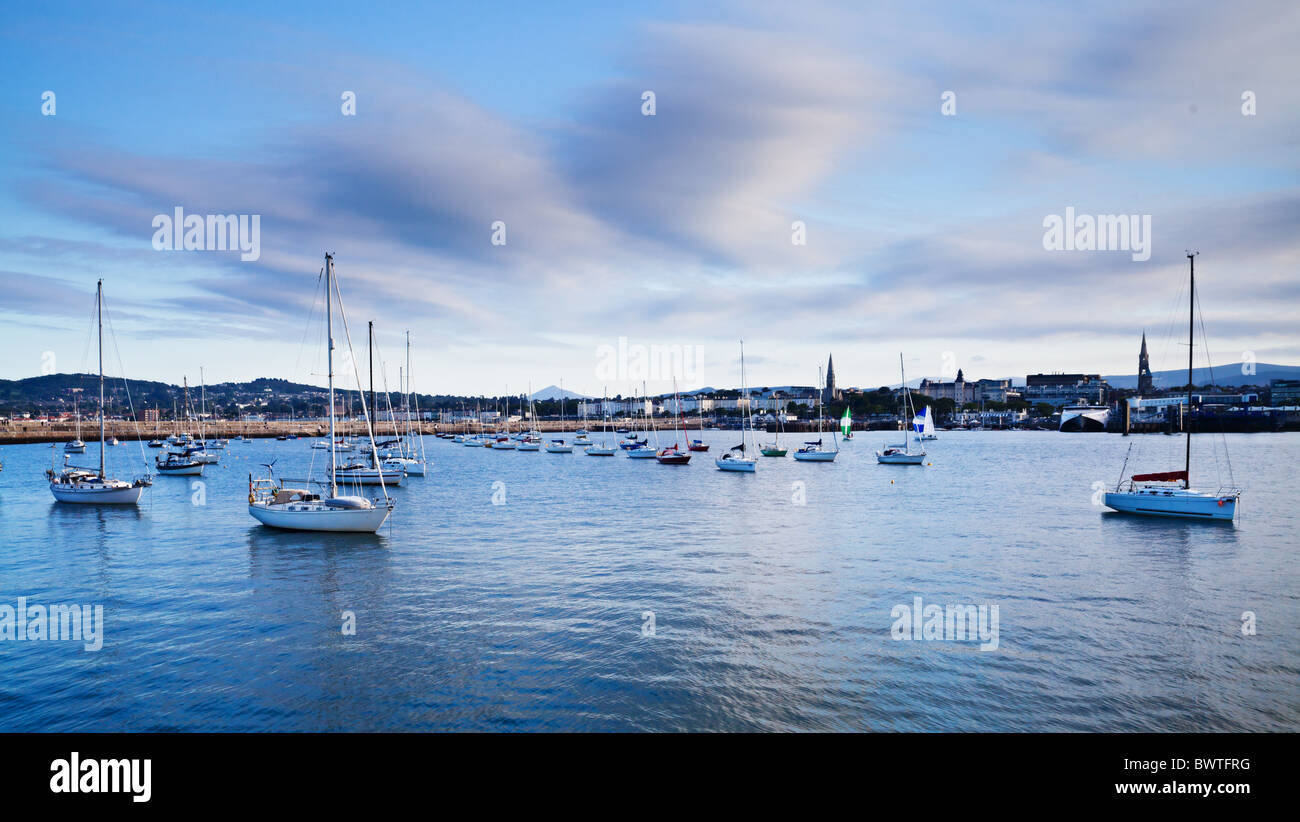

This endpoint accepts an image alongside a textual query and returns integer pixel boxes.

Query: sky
[1,0,1297,399]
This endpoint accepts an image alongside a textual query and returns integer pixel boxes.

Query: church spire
[823,353,841,403]
[1138,330,1153,395]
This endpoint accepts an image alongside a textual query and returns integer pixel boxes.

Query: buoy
[890,480,894,484]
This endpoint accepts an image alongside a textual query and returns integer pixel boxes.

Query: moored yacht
[877,354,926,465]
[248,254,394,533]
[716,341,758,472]
[47,281,151,504]
[793,366,838,462]
[1102,253,1239,521]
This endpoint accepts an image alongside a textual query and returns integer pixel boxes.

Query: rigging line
[101,293,149,474]
[1155,272,1186,381]
[291,268,326,387]
[331,261,388,500]
[1194,281,1235,487]
[77,288,97,394]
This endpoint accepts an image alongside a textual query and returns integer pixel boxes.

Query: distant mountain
[530,385,591,401]
[1103,362,1298,389]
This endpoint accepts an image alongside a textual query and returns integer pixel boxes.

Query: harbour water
[0,430,1296,731]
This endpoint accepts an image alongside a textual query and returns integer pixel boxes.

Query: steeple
[1137,330,1153,395]
[823,354,841,403]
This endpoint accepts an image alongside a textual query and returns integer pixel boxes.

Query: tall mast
[97,279,105,477]
[327,253,337,498]
[817,365,824,435]
[367,319,375,425]
[1186,251,1196,486]
[405,330,412,440]
[900,353,912,454]
[740,340,749,448]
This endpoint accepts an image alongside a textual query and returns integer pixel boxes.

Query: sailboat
[877,354,926,465]
[688,394,710,451]
[199,370,226,450]
[382,333,429,473]
[913,405,938,440]
[574,393,593,447]
[1103,253,1240,520]
[162,377,216,467]
[761,394,787,457]
[47,280,151,504]
[586,390,618,455]
[249,254,395,532]
[518,385,542,451]
[716,341,757,472]
[840,407,853,440]
[656,378,692,464]
[547,379,571,449]
[793,366,838,462]
[155,450,204,475]
[64,400,85,452]
[626,383,657,458]
[489,391,517,449]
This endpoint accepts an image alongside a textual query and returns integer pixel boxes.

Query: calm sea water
[0,429,1296,731]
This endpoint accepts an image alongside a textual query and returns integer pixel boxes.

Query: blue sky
[2,0,1297,398]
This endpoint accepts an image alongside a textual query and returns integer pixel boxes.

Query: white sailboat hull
[876,450,925,464]
[585,446,617,456]
[1104,488,1237,521]
[249,503,391,532]
[715,457,756,472]
[331,468,404,486]
[626,447,656,458]
[50,481,145,504]
[383,458,426,475]
[792,450,836,462]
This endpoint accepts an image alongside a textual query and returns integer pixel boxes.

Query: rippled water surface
[0,430,1296,731]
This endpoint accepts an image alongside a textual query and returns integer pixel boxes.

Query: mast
[740,340,749,450]
[817,366,824,437]
[368,319,374,424]
[900,353,910,454]
[1186,251,1196,486]
[327,253,337,498]
[200,366,206,442]
[405,330,412,445]
[97,279,105,477]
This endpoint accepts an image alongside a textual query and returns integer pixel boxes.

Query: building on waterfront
[1270,379,1300,406]
[1137,332,1154,395]
[917,370,1013,405]
[1022,373,1110,409]
[142,408,160,422]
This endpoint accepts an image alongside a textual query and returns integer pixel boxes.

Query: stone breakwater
[0,419,895,444]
